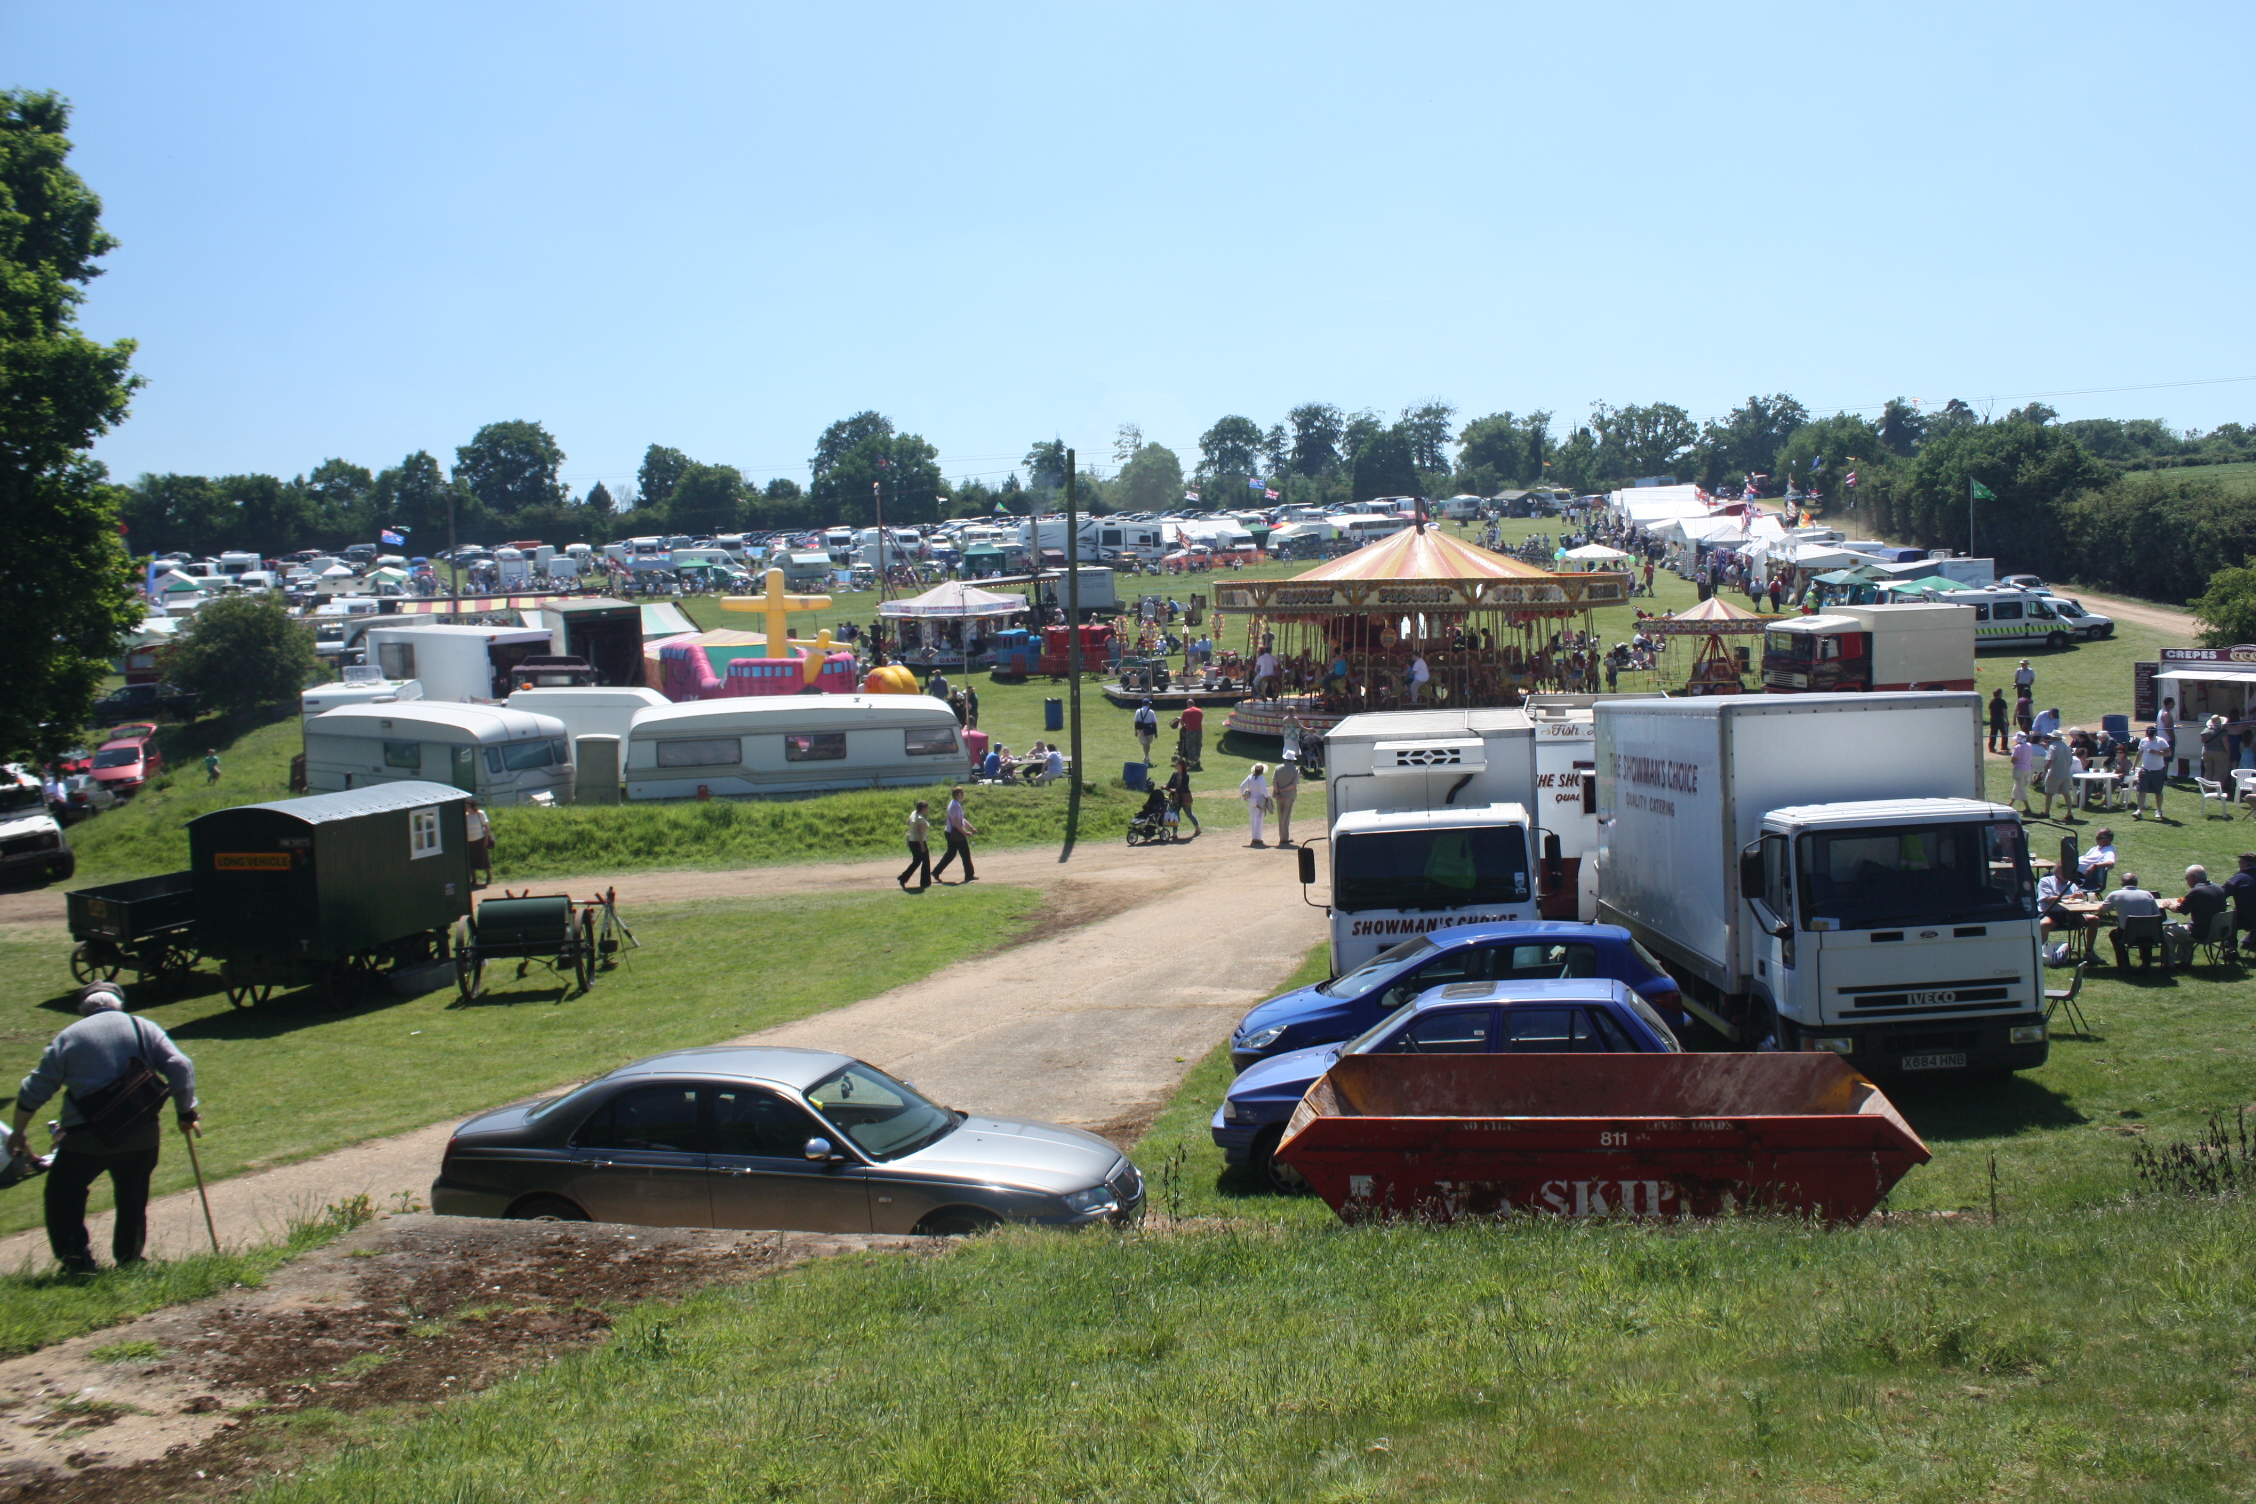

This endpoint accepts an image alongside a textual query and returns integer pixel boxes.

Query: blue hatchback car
[1228,921,1684,1073]
[1213,977,1683,1191]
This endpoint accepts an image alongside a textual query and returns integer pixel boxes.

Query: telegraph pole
[1063,449,1083,860]
[873,479,889,604]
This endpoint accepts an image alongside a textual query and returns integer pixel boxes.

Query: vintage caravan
[623,695,964,800]
[302,703,573,805]
[301,670,425,723]
[506,686,670,747]
[359,624,554,703]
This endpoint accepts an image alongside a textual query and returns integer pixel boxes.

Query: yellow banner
[213,852,292,871]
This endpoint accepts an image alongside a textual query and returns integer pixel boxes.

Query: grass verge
[0,886,1042,1237]
[0,1195,373,1359]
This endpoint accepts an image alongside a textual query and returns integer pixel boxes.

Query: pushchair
[1126,785,1175,846]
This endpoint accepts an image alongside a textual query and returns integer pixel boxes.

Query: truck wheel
[1746,997,1781,1053]
[2046,631,2068,651]
[1251,1126,1309,1194]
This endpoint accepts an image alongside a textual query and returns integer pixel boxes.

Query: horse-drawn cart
[454,887,633,1002]
[65,872,199,994]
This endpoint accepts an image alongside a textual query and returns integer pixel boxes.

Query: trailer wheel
[224,983,271,1009]
[1251,1126,1309,1195]
[69,944,118,986]
[575,911,596,992]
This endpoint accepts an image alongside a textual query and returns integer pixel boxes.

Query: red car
[90,735,163,794]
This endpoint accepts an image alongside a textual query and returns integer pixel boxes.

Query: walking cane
[180,1120,219,1255]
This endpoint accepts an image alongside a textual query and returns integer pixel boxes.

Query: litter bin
[2103,713,2130,740]
[1044,697,1064,731]
[1123,761,1148,790]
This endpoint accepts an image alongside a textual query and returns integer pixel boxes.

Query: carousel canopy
[1298,524,1553,582]
[1215,522,1628,614]
[1646,596,1773,634]
[879,581,1024,619]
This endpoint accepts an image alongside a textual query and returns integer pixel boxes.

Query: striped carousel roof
[1295,524,1554,582]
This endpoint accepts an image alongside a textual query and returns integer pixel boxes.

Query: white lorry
[1760,602,1976,693]
[1523,693,1668,921]
[1298,707,1557,974]
[1593,692,2048,1076]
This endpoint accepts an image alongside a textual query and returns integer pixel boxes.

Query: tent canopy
[1883,575,1966,594]
[1559,543,1632,560]
[1812,567,1880,586]
[1646,596,1772,634]
[879,581,1025,619]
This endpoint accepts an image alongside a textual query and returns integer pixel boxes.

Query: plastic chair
[2044,962,2092,1037]
[2198,777,2230,818]
[2115,912,2168,968]
[2198,908,2238,965]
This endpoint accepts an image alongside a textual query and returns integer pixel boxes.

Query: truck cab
[1740,798,2047,1074]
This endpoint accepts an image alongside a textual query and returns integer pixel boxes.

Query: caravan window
[905,726,958,757]
[383,741,422,770]
[409,806,441,859]
[378,642,416,679]
[784,733,847,762]
[656,737,739,768]
[485,737,566,774]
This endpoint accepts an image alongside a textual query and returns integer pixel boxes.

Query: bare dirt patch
[0,1214,920,1502]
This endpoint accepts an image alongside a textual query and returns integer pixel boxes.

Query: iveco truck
[1299,708,1550,974]
[1593,692,2047,1076]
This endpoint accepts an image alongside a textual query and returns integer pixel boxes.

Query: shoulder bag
[69,1017,173,1147]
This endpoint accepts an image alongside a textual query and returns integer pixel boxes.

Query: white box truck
[1523,693,1668,921]
[1300,708,1558,973]
[1593,692,2048,1076]
[1760,602,1975,693]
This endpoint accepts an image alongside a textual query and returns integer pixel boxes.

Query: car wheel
[48,853,75,883]
[505,1194,589,1222]
[915,1207,1001,1237]
[1251,1125,1309,1195]
[2046,631,2068,651]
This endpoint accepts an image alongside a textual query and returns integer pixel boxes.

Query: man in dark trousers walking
[932,785,978,883]
[9,985,200,1274]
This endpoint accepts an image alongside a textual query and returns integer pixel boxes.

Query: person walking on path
[9,985,200,1274]
[1239,763,1270,847]
[2014,659,2035,701]
[1166,757,1201,837]
[898,800,933,891]
[202,749,221,785]
[1271,753,1301,847]
[1133,699,1159,764]
[1987,691,2009,754]
[2009,732,2035,812]
[932,786,978,883]
[2134,726,2173,821]
[463,798,494,886]
[1174,699,1205,771]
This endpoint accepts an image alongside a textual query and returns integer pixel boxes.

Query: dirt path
[2050,587,2194,637]
[0,832,1324,1267]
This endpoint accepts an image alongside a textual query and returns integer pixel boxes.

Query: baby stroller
[1126,785,1174,846]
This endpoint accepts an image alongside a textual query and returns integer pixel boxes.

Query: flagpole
[1968,476,1975,558]
[1062,450,1082,862]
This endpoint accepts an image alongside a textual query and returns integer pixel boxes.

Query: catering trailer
[1593,693,2047,1076]
[623,695,963,800]
[1760,602,1976,694]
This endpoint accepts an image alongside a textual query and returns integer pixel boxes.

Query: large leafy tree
[1863,419,2108,572]
[2191,557,2256,647]
[302,458,373,545]
[454,420,564,519]
[1589,401,1698,480]
[808,412,945,525]
[1693,393,1808,488]
[1399,400,1457,473]
[165,593,317,717]
[1023,438,1068,497]
[1114,442,1185,514]
[666,462,746,534]
[1876,398,1927,458]
[810,412,894,476]
[120,473,228,557]
[637,444,691,513]
[1287,403,1344,477]
[368,451,468,544]
[1351,424,1421,501]
[0,92,142,759]
[1456,411,1550,489]
[1196,415,1265,482]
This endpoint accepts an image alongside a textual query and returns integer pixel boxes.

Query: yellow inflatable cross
[720,568,833,658]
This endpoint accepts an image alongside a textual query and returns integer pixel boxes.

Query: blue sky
[10,1,2252,494]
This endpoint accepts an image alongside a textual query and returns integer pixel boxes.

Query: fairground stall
[1641,595,1775,696]
[877,580,1028,670]
[1215,522,1631,739]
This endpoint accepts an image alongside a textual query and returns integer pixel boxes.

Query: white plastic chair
[2198,777,2231,818]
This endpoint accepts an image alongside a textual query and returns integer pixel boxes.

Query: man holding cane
[10,985,200,1274]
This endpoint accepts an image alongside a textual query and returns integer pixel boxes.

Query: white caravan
[624,695,964,801]
[302,703,573,805]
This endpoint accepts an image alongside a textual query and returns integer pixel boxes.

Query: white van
[303,703,573,805]
[506,686,670,747]
[1341,515,1410,545]
[1937,587,2114,648]
[360,625,555,703]
[217,551,263,577]
[623,695,963,801]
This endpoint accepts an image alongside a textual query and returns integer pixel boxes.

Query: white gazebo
[1555,542,1635,573]
[877,581,1028,668]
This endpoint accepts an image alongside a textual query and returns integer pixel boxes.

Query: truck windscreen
[1795,821,2033,930]
[1764,631,1816,660]
[1333,827,1530,914]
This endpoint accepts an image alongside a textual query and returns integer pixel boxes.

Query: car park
[89,735,163,795]
[1227,921,1683,1072]
[1214,978,1681,1190]
[431,1046,1145,1235]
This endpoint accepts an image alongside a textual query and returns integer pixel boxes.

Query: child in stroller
[1126,784,1174,846]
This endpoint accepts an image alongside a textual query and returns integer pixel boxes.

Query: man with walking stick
[8,984,201,1273]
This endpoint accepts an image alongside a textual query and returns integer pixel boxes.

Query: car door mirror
[803,1137,835,1162]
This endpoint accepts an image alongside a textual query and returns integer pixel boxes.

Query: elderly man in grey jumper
[9,984,200,1274]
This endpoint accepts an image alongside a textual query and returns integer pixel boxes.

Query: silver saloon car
[430,1046,1145,1236]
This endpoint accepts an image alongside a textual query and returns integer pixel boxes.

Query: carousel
[1215,521,1631,739]
[1641,595,1774,695]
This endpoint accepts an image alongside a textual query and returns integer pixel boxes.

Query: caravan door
[450,745,479,794]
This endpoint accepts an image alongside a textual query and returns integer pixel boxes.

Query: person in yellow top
[899,801,932,891]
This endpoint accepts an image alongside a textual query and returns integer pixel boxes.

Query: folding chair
[2198,777,2231,818]
[2198,908,2238,966]
[2045,961,2092,1038]
[2115,912,2168,969]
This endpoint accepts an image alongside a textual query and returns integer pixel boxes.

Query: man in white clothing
[2134,728,2172,820]
[1408,655,1430,703]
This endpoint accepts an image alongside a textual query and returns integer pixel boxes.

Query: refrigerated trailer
[1593,693,2048,1077]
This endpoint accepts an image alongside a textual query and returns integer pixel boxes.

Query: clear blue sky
[10,1,2252,494]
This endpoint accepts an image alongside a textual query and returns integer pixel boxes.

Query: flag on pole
[1263,489,1279,501]
[1970,479,1997,501]
[381,528,406,546]
[1184,490,1200,503]
[1845,469,1858,489]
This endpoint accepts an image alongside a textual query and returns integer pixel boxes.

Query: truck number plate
[1900,1052,1967,1072]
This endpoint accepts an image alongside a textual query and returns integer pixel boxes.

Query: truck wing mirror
[1738,845,1765,898]
[1297,845,1317,886]
[2060,835,2080,883]
[1542,831,1563,889]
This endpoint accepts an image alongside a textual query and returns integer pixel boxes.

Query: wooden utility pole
[1063,449,1083,859]
[873,480,889,604]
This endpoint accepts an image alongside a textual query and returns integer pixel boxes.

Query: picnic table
[2073,771,2122,810]
[2051,894,2109,962]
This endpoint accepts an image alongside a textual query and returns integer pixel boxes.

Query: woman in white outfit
[1240,763,1270,848]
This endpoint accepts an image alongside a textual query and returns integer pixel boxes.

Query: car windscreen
[1796,821,2034,931]
[1315,936,1436,997]
[804,1062,958,1161]
[1332,826,1529,913]
[92,746,140,768]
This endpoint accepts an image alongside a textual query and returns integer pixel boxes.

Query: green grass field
[0,886,1040,1238]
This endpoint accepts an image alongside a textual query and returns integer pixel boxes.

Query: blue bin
[1045,697,1064,731]
[2103,714,2129,740]
[1123,761,1148,790]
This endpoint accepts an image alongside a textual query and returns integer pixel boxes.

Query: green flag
[1969,479,1997,501]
